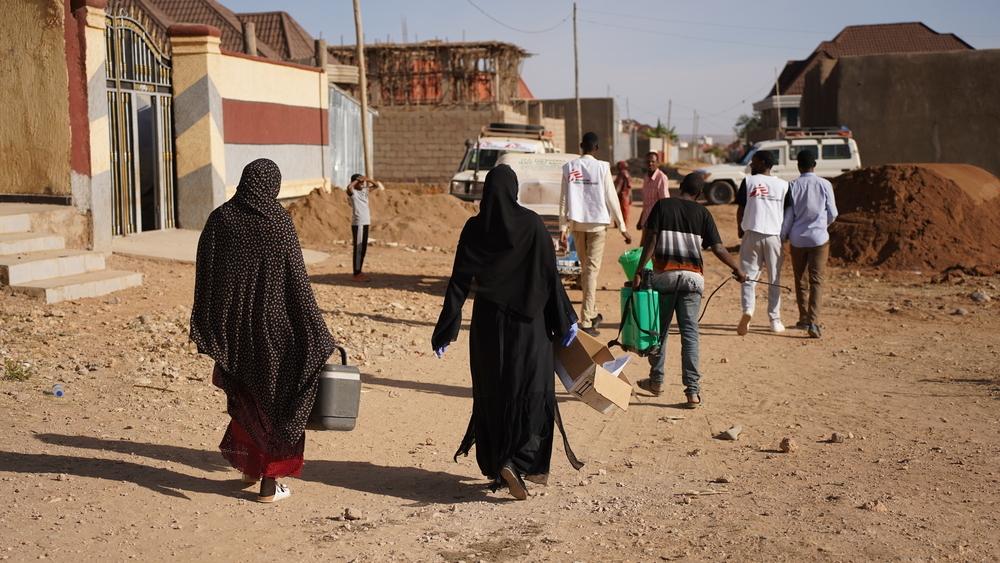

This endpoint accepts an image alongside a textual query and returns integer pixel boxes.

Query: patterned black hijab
[190,159,335,457]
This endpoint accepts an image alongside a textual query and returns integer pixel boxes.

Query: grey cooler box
[307,346,361,431]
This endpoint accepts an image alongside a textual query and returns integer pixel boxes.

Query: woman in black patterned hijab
[191,158,334,503]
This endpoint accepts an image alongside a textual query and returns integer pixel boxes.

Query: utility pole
[666,99,672,131]
[774,66,782,136]
[692,109,699,156]
[353,0,373,178]
[573,1,581,144]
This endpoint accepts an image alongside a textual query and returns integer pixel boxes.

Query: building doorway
[105,12,176,236]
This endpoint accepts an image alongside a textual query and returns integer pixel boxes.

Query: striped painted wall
[216,51,330,200]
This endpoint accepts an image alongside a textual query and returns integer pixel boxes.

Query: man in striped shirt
[632,173,745,407]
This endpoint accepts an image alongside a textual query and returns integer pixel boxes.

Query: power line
[701,85,772,118]
[582,7,834,36]
[466,0,570,34]
[579,18,805,51]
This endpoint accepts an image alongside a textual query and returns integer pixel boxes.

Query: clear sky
[222,0,1000,136]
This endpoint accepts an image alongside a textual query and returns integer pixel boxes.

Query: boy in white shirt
[735,151,790,334]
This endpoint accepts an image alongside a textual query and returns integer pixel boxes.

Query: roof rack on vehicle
[781,127,852,139]
[482,122,552,140]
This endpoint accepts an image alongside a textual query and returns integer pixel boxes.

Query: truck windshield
[462,149,504,171]
[738,148,757,166]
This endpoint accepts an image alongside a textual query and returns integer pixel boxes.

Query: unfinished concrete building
[329,41,564,183]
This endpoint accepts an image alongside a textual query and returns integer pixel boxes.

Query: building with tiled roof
[236,11,316,64]
[750,22,972,141]
[108,0,281,60]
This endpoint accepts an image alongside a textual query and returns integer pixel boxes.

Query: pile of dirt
[829,164,1000,269]
[287,188,476,249]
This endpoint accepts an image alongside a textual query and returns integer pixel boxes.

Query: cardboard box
[555,330,633,414]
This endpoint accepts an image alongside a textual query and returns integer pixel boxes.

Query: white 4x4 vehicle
[450,123,557,201]
[697,128,861,204]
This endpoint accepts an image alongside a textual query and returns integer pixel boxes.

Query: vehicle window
[761,149,781,166]
[822,142,851,160]
[463,149,504,171]
[738,148,782,166]
[791,144,819,162]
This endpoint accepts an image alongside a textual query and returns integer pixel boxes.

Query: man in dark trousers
[782,150,838,338]
[632,173,746,407]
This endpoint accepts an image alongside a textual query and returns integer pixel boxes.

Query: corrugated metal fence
[328,86,374,189]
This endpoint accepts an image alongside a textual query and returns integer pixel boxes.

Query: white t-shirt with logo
[738,174,789,236]
[562,156,612,225]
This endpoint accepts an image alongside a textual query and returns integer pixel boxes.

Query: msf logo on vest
[567,168,598,187]
[748,183,770,198]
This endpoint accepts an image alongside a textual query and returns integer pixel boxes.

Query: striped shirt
[645,198,722,275]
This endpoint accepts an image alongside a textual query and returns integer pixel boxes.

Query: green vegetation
[644,119,679,142]
[734,112,762,142]
[2,358,33,382]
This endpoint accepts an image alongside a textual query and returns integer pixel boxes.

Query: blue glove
[562,323,579,347]
[435,345,448,359]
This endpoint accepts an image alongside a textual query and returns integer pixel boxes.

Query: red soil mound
[287,188,476,250]
[829,164,1000,270]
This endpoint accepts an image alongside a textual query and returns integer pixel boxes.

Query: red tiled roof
[769,22,973,97]
[122,0,281,59]
[237,11,316,64]
[517,77,534,99]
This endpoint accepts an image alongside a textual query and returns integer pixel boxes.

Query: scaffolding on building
[328,41,528,107]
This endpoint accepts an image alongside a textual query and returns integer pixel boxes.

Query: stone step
[11,269,144,304]
[0,213,32,234]
[0,232,65,256]
[0,249,106,286]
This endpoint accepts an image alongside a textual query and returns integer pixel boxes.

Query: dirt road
[1,204,998,562]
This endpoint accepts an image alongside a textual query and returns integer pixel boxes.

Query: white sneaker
[770,320,786,333]
[737,312,752,336]
[259,483,291,503]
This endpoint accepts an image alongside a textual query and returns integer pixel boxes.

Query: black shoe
[794,321,810,330]
[808,324,822,339]
[591,313,604,330]
[500,463,528,500]
[582,326,600,337]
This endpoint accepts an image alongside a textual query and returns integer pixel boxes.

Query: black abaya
[432,165,579,481]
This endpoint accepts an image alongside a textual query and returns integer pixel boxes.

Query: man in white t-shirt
[560,132,631,335]
[735,150,790,334]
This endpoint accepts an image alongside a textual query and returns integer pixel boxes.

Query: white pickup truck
[499,151,581,280]
[697,128,862,204]
[449,123,558,201]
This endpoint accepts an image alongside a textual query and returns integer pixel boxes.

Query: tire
[706,181,736,205]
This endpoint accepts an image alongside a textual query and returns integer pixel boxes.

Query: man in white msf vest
[735,150,791,335]
[560,132,631,336]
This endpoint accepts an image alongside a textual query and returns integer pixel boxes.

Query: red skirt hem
[219,419,304,479]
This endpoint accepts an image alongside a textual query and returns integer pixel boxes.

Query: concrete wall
[0,0,72,196]
[542,117,565,152]
[170,26,331,229]
[216,52,330,200]
[372,105,531,183]
[540,98,617,162]
[802,50,1000,177]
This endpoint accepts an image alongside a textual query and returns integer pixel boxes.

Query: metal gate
[105,11,176,236]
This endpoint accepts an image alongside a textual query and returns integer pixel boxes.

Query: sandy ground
[1,204,998,562]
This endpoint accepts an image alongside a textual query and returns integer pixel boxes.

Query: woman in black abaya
[191,159,334,503]
[432,164,582,500]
